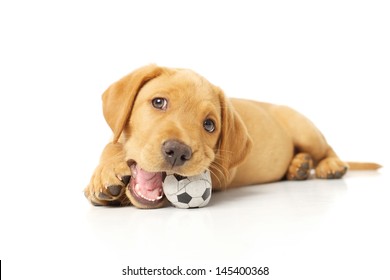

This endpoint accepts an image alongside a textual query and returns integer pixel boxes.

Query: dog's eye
[203,119,215,133]
[151,98,168,110]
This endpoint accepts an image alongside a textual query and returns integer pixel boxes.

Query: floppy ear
[214,86,253,183]
[102,64,163,143]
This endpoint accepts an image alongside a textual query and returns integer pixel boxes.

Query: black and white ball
[163,170,212,208]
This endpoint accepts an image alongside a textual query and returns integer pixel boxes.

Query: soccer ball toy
[162,170,212,208]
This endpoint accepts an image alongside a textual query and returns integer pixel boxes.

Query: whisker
[209,162,230,189]
[210,159,229,177]
[208,166,224,189]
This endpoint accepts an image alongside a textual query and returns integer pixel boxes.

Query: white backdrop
[1,0,389,279]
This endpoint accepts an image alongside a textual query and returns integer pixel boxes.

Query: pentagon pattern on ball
[202,188,211,200]
[173,174,187,181]
[162,170,212,209]
[177,192,192,204]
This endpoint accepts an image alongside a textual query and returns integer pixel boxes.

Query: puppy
[84,65,380,208]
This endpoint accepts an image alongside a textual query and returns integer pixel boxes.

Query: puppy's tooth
[141,194,153,202]
[139,192,148,201]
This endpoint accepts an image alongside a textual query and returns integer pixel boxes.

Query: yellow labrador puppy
[84,65,380,208]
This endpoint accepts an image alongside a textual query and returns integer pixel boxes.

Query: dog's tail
[346,162,382,170]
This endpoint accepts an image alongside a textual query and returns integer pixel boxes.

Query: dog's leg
[84,143,131,206]
[314,147,348,179]
[272,106,348,179]
[286,153,313,180]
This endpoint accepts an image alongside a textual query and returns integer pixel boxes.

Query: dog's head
[102,65,252,208]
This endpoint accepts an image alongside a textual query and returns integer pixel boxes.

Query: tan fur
[346,162,382,170]
[84,65,381,208]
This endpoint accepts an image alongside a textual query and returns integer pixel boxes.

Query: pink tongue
[132,165,163,200]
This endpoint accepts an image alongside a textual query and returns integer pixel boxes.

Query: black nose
[162,140,192,167]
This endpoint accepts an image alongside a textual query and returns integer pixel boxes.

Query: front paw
[84,161,131,206]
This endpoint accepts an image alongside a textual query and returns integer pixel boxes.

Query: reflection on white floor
[2,171,389,280]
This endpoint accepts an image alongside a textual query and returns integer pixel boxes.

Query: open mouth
[127,161,166,206]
